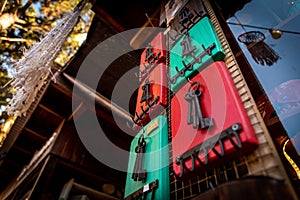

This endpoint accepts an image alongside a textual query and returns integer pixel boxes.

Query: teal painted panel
[170,16,226,92]
[124,115,170,200]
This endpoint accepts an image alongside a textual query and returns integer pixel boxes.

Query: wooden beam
[62,73,133,123]
[92,5,124,33]
[50,75,73,98]
[38,104,64,120]
[129,6,161,49]
[12,145,33,155]
[23,127,47,141]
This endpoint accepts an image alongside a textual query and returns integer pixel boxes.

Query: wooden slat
[23,127,48,141]
[12,145,33,155]
[38,104,64,120]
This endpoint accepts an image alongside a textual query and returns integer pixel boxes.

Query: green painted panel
[170,16,226,92]
[124,115,170,200]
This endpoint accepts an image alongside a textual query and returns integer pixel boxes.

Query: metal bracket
[125,179,159,200]
[170,43,216,84]
[175,123,242,178]
[132,96,159,125]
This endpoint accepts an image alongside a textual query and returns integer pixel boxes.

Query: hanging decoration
[6,0,87,116]
[238,31,281,66]
[231,15,281,67]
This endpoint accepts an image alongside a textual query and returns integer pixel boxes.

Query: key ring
[187,81,201,96]
[138,134,146,147]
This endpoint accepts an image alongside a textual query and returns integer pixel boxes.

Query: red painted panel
[138,32,166,82]
[133,63,168,127]
[171,61,259,179]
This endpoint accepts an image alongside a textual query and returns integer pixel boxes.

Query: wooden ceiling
[0,0,164,194]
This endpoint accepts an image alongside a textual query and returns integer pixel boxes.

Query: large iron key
[192,90,213,129]
[132,135,147,181]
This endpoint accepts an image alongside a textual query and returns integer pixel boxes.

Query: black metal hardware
[178,9,205,33]
[131,78,160,125]
[132,96,159,125]
[145,44,155,63]
[125,179,158,200]
[179,7,194,26]
[185,81,213,129]
[135,44,161,79]
[172,0,208,33]
[180,33,197,57]
[132,134,147,181]
[140,79,153,103]
[170,43,216,84]
[175,123,242,178]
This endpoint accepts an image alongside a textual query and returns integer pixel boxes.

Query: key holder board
[133,63,168,127]
[171,61,259,179]
[138,32,166,82]
[169,16,225,93]
[169,0,209,34]
[124,115,170,200]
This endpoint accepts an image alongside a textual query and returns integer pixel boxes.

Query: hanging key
[191,96,200,128]
[192,87,213,129]
[132,134,147,181]
[184,92,193,124]
[185,81,213,129]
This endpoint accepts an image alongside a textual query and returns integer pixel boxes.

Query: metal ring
[187,81,200,94]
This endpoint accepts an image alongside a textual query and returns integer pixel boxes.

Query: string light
[227,21,300,39]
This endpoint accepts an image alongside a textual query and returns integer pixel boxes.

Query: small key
[184,93,193,124]
[192,90,213,129]
[191,97,199,128]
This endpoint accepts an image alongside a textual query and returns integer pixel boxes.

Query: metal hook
[126,110,143,130]
[226,123,242,149]
[146,96,159,111]
[211,140,225,158]
[195,148,209,166]
[175,157,184,178]
[175,66,184,77]
[186,77,193,85]
[140,105,149,116]
[134,111,144,124]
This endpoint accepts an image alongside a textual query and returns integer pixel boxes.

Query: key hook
[186,77,194,85]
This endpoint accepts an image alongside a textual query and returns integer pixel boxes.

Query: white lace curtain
[6,1,86,116]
